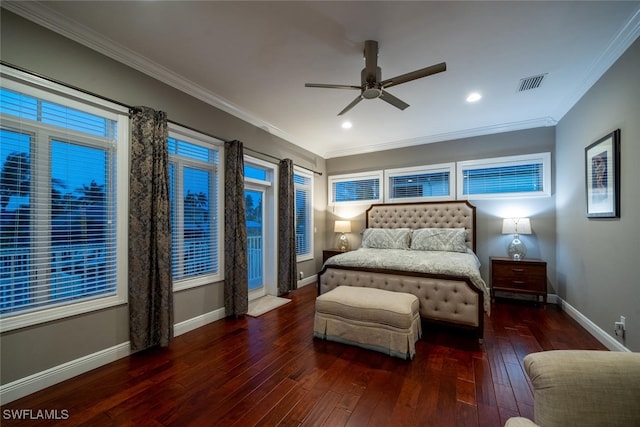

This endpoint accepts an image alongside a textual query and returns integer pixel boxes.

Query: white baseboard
[546,293,560,304]
[0,341,131,405]
[297,276,316,288]
[550,294,630,352]
[1,307,227,405]
[173,307,225,337]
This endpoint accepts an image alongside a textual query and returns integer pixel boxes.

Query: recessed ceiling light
[466,92,482,103]
[341,121,352,129]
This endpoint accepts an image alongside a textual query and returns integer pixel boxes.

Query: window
[0,66,128,332]
[328,170,383,205]
[385,163,455,202]
[168,125,223,290]
[294,168,313,261]
[457,152,551,199]
[245,163,268,181]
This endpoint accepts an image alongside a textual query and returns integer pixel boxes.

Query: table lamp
[334,220,351,251]
[502,218,532,260]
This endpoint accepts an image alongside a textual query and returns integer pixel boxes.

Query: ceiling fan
[305,40,446,116]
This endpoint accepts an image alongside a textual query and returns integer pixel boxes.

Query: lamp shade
[334,220,351,233]
[501,218,531,235]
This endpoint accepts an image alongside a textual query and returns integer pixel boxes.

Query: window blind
[462,164,543,195]
[294,173,311,256]
[0,88,118,316]
[168,137,219,281]
[389,171,450,199]
[332,177,380,203]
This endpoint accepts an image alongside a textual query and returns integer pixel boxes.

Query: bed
[317,201,489,338]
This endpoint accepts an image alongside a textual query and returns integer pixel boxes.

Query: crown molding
[5,1,639,161]
[322,116,558,158]
[324,3,640,160]
[2,1,310,153]
[551,4,640,120]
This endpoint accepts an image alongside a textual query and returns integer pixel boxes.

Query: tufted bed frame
[317,201,485,338]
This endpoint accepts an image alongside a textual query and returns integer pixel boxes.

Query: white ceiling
[5,1,640,158]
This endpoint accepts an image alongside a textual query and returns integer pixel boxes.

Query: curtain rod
[164,118,322,176]
[2,61,322,176]
[243,146,323,176]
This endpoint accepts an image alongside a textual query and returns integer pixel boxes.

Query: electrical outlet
[614,315,626,338]
[299,271,304,279]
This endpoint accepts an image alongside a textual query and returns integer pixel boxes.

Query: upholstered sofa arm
[516,350,640,427]
[504,417,538,427]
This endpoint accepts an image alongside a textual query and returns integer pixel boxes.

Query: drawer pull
[512,280,526,284]
[511,268,525,272]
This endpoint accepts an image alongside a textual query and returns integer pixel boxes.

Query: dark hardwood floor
[2,284,606,427]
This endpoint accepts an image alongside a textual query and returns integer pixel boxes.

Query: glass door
[245,187,265,297]
[244,157,276,299]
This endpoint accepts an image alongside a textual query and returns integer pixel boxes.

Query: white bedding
[324,247,490,313]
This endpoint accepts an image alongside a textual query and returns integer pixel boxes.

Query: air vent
[518,74,547,92]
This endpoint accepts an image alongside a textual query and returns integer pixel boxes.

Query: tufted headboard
[365,201,477,252]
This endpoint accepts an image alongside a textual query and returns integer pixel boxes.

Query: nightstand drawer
[492,263,546,283]
[492,277,545,291]
[491,257,547,304]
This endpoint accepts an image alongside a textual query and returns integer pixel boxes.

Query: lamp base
[508,236,527,260]
[337,233,349,252]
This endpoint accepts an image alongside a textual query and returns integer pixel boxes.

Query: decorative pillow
[410,228,468,253]
[361,228,412,250]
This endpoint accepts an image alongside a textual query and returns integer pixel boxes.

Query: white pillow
[410,228,467,253]
[361,228,412,249]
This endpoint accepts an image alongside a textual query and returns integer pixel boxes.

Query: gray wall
[0,10,327,385]
[555,37,640,351]
[325,127,557,286]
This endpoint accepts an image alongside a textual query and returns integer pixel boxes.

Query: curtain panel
[128,107,173,352]
[224,140,248,316]
[278,158,297,295]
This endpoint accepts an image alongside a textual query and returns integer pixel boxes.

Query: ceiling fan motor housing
[362,84,382,99]
[360,66,382,98]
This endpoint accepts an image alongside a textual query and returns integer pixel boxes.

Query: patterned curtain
[278,158,297,295]
[224,140,248,316]
[128,107,173,352]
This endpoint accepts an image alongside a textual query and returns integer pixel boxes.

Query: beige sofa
[505,350,640,427]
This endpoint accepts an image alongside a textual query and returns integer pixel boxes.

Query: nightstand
[322,248,348,263]
[491,257,547,304]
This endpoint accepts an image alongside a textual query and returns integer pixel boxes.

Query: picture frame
[585,129,620,218]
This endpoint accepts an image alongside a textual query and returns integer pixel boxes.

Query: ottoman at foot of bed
[313,286,421,360]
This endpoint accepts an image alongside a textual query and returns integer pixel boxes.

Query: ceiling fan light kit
[362,85,382,99]
[305,40,446,115]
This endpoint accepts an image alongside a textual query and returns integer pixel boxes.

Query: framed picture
[585,129,620,218]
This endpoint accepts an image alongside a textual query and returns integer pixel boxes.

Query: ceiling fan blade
[305,83,361,90]
[363,40,379,83]
[381,62,447,89]
[379,90,409,111]
[338,95,363,116]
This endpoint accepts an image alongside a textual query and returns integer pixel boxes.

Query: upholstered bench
[313,286,421,360]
